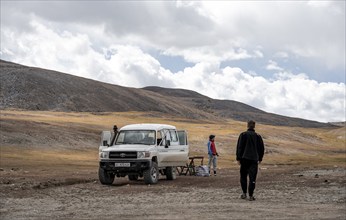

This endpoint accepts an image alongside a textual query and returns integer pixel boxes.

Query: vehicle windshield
[115,130,156,145]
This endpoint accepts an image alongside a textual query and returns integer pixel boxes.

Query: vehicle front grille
[109,151,137,159]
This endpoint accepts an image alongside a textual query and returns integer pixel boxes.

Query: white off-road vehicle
[98,124,189,185]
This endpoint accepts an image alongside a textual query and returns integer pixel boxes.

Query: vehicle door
[177,130,189,163]
[157,129,187,167]
[157,129,170,166]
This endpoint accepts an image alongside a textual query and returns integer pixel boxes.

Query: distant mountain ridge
[0,59,335,128]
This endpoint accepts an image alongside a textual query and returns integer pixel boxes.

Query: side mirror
[165,140,171,148]
[103,140,109,147]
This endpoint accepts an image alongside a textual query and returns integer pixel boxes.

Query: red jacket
[208,140,217,155]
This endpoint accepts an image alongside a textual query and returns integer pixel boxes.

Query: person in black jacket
[236,120,265,201]
[110,125,118,146]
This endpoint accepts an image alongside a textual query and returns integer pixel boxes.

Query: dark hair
[247,120,256,129]
[209,135,215,140]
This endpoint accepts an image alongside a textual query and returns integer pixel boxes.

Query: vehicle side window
[177,131,187,145]
[160,129,170,146]
[169,130,178,142]
[164,130,171,141]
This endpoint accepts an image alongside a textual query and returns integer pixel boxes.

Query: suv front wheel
[143,161,159,184]
[98,167,115,185]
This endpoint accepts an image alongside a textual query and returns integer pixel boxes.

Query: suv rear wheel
[165,166,176,180]
[143,161,159,184]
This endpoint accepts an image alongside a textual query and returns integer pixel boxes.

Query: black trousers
[240,159,258,196]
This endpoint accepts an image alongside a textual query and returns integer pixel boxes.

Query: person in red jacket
[236,120,265,201]
[207,135,219,176]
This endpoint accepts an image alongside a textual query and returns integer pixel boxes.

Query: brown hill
[142,86,335,128]
[0,59,335,128]
[0,60,213,119]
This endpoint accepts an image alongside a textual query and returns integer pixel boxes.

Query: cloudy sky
[1,1,345,122]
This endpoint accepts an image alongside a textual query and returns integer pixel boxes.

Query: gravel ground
[1,166,345,220]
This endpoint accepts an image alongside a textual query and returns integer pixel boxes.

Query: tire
[98,167,115,185]
[165,166,176,180]
[143,161,159,184]
[128,174,139,181]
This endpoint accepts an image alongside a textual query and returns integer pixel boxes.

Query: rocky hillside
[142,87,336,127]
[0,59,335,128]
[0,60,214,119]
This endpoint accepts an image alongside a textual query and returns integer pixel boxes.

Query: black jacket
[236,128,264,162]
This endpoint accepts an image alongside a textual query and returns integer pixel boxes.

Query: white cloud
[201,1,345,69]
[0,21,174,88]
[266,60,284,71]
[2,1,344,68]
[274,52,289,58]
[173,65,345,122]
[99,45,174,88]
[163,44,262,63]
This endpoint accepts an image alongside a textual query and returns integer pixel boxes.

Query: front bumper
[99,159,151,174]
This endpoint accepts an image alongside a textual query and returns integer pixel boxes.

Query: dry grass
[1,110,345,172]
[0,146,97,171]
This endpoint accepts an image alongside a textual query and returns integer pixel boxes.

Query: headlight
[137,151,150,158]
[99,151,109,159]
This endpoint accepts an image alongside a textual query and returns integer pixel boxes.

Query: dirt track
[1,166,345,220]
